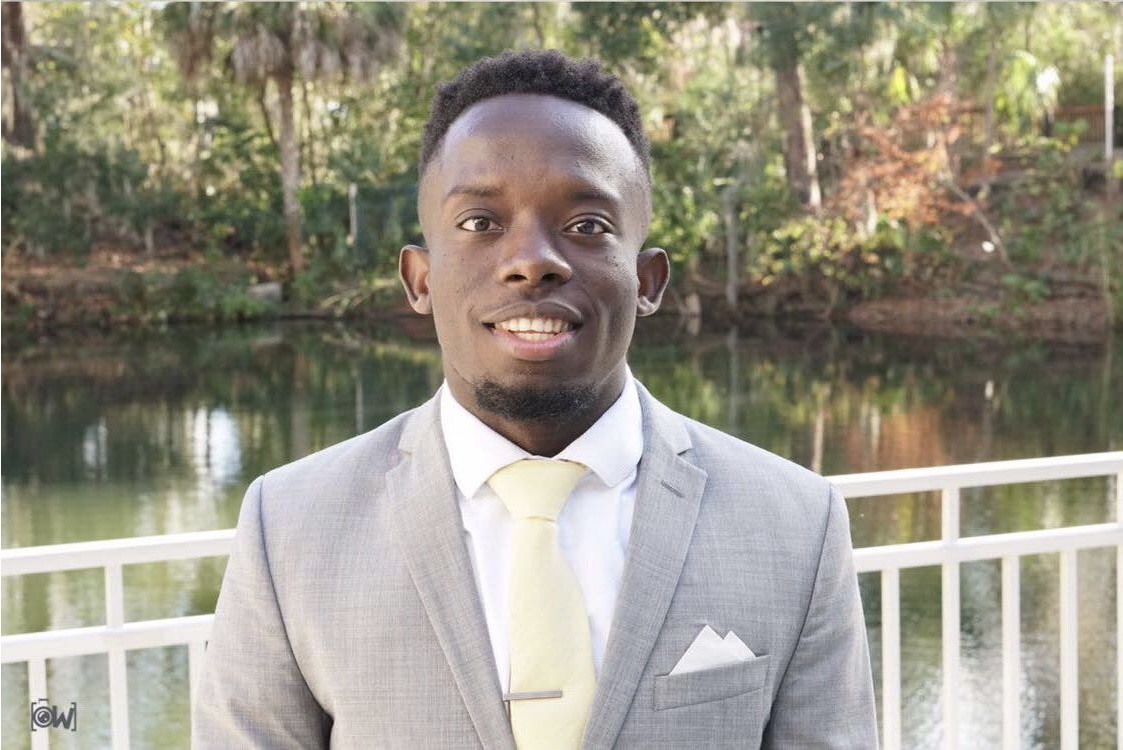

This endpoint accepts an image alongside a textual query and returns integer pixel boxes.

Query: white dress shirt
[439,376,643,694]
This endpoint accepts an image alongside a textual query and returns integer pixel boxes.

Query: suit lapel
[386,398,516,750]
[582,387,707,750]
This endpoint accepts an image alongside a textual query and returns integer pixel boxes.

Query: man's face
[400,93,668,424]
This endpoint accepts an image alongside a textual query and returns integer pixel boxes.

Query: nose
[497,223,573,287]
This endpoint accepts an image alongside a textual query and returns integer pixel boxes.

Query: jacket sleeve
[761,485,880,750]
[192,476,331,749]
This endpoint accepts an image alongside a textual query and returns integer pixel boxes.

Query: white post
[189,639,206,728]
[1059,550,1079,750]
[881,568,902,750]
[1001,555,1022,750]
[105,564,130,750]
[348,182,358,247]
[942,486,961,750]
[29,657,50,750]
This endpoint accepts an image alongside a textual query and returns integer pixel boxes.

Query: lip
[482,300,584,328]
[481,300,584,362]
[489,325,578,361]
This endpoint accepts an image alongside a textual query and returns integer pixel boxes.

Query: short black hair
[419,49,650,177]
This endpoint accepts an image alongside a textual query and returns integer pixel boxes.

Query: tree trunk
[300,77,318,188]
[774,62,821,210]
[1,2,36,150]
[530,4,547,48]
[1105,43,1115,190]
[276,70,304,275]
[936,39,957,97]
[722,182,740,309]
[980,43,998,199]
[937,39,960,177]
[257,85,278,151]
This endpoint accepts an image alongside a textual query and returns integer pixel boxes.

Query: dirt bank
[2,248,1116,343]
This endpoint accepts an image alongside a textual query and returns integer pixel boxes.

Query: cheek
[429,258,478,315]
[591,266,640,327]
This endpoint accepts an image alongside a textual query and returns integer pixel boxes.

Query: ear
[635,247,670,317]
[399,244,433,314]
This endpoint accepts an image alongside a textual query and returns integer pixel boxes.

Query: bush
[116,266,277,323]
[750,216,906,309]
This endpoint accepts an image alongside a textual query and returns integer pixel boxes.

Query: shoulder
[249,398,436,523]
[641,389,837,535]
[640,383,830,501]
[682,414,829,500]
[263,408,413,491]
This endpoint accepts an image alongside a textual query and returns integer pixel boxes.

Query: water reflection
[2,320,1119,750]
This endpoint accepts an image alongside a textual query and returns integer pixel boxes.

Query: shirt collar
[439,373,644,499]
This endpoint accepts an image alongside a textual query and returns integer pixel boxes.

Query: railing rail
[3,451,1121,750]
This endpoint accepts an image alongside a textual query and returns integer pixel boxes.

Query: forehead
[424,94,647,196]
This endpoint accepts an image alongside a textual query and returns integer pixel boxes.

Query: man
[194,50,878,750]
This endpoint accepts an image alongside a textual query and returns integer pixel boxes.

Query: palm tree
[163,2,404,275]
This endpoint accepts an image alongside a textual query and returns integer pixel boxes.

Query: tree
[2,2,36,150]
[751,3,827,211]
[163,2,404,275]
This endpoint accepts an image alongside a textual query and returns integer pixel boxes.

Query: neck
[481,410,602,457]
[448,370,626,457]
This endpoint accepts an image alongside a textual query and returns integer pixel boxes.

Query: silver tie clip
[503,690,563,702]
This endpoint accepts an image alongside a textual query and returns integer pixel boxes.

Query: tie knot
[487,459,587,521]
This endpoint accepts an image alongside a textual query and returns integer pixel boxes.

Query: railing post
[105,563,130,750]
[1001,555,1021,750]
[942,486,961,750]
[29,656,50,750]
[189,639,206,728]
[1059,549,1079,750]
[881,567,902,750]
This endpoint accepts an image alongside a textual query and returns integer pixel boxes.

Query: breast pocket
[653,654,771,711]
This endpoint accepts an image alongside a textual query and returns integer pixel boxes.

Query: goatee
[474,379,597,423]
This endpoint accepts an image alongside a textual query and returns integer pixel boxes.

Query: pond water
[2,319,1120,750]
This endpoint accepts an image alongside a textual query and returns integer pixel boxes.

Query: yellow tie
[488,459,595,750]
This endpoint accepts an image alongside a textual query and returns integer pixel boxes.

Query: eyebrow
[442,183,623,209]
[443,184,502,204]
[569,187,620,207]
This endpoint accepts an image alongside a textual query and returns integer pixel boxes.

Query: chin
[473,379,597,423]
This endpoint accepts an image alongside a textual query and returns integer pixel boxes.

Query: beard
[473,378,597,423]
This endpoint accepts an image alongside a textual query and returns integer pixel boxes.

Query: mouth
[483,313,582,362]
[485,316,578,341]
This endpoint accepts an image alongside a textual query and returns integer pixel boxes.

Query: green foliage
[992,135,1087,264]
[3,1,1118,328]
[117,265,277,323]
[649,183,721,271]
[569,3,725,72]
[751,216,905,308]
[1000,272,1052,304]
[1,130,184,257]
[996,51,1057,135]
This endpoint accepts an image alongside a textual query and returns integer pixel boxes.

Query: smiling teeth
[495,317,573,339]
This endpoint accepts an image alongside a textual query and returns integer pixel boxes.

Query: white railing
[2,451,1121,750]
[2,529,234,750]
[832,451,1123,750]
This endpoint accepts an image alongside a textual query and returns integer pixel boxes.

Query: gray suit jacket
[193,384,878,749]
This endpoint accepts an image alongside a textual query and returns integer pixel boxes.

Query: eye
[566,218,610,235]
[457,216,502,232]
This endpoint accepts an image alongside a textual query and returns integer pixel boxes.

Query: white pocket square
[669,625,756,676]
